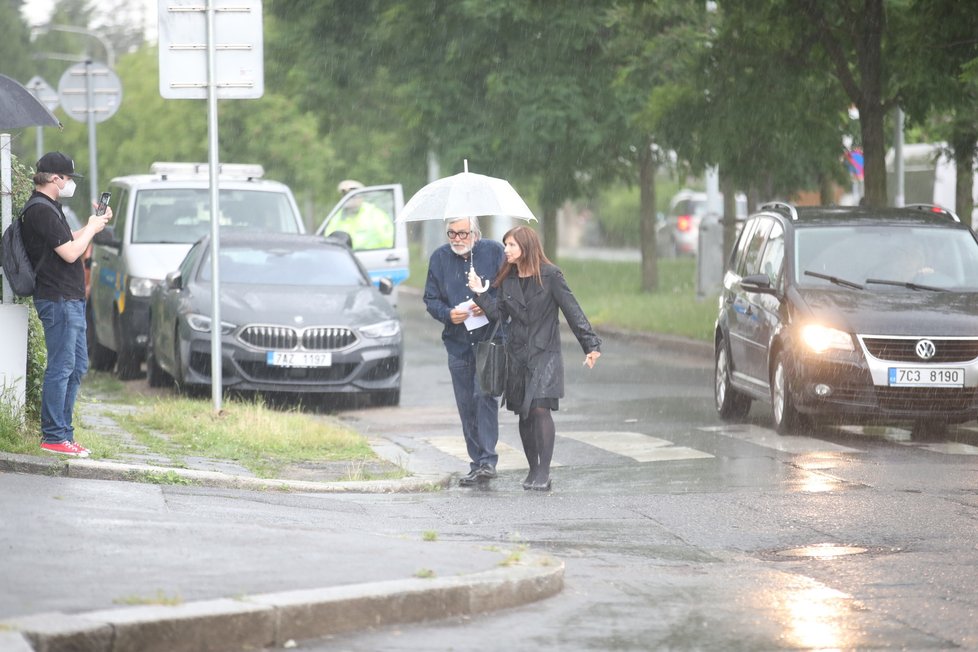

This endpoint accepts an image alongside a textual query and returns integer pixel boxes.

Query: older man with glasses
[423,216,506,486]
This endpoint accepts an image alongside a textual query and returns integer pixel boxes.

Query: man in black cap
[21,152,112,457]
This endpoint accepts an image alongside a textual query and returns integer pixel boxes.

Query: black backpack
[1,197,50,297]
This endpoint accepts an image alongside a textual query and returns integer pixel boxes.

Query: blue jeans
[35,299,88,444]
[447,347,499,471]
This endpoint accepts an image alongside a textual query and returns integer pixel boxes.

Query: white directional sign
[57,62,122,124]
[158,0,264,99]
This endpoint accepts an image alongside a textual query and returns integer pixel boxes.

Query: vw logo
[915,339,936,360]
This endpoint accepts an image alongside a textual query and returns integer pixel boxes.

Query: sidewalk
[0,397,564,652]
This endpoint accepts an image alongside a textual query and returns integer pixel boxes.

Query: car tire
[911,419,947,441]
[715,339,751,420]
[771,351,806,435]
[87,303,116,371]
[113,310,143,380]
[146,345,170,388]
[371,388,400,407]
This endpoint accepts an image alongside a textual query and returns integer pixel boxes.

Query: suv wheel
[911,419,948,441]
[146,345,170,388]
[771,351,806,435]
[715,339,750,420]
[87,303,116,371]
[113,310,143,380]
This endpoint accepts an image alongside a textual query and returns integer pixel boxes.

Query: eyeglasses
[447,230,472,240]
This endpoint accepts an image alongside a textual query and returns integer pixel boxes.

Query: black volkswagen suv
[714,202,978,437]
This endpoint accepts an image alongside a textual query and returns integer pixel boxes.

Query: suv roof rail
[759,201,798,221]
[904,203,960,223]
[149,162,265,181]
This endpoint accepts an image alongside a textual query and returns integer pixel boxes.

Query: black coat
[475,263,601,416]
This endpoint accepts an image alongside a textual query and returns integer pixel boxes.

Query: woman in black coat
[469,226,601,491]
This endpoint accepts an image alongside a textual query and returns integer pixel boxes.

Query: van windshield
[132,189,301,244]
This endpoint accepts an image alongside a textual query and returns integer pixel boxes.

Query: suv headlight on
[359,319,400,339]
[801,324,854,353]
[129,276,159,298]
[186,314,236,335]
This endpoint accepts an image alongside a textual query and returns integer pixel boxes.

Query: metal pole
[894,107,905,208]
[85,60,98,208]
[1,133,12,303]
[207,0,223,412]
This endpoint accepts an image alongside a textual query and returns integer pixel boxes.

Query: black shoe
[522,470,535,490]
[529,476,552,492]
[476,464,497,480]
[458,469,481,487]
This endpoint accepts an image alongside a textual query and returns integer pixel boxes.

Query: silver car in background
[664,189,747,256]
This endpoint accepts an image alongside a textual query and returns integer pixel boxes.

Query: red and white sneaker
[40,441,90,458]
[71,442,91,457]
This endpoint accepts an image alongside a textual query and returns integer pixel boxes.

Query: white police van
[88,162,306,379]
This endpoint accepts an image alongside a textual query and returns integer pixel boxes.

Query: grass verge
[407,244,716,341]
[118,396,378,478]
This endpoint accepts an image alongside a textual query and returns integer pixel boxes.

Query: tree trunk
[538,173,561,262]
[721,177,738,263]
[950,130,977,228]
[860,101,887,207]
[541,202,559,263]
[639,144,658,293]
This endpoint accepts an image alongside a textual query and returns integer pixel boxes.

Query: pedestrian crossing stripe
[700,424,864,454]
[424,431,712,468]
[423,437,546,471]
[559,431,714,462]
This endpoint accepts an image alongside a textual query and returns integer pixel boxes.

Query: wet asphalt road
[282,292,978,650]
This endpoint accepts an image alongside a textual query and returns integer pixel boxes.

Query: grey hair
[447,215,480,237]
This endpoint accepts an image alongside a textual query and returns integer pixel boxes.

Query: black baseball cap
[37,151,83,178]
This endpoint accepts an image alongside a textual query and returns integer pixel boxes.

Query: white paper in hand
[456,299,489,331]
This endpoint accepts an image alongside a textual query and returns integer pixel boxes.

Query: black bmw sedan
[147,232,402,406]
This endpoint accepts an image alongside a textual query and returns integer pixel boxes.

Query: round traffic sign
[57,61,122,124]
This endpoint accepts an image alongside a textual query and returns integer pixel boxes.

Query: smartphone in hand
[96,192,111,217]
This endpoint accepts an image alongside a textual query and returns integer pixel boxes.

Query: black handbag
[475,319,507,397]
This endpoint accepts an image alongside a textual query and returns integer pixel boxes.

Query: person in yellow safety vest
[323,179,394,250]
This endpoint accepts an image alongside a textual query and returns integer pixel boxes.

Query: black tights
[518,407,555,483]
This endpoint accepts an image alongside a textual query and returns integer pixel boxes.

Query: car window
[109,187,128,242]
[757,221,785,287]
[739,217,772,276]
[180,240,204,281]
[200,244,369,287]
[132,188,301,244]
[320,188,396,251]
[796,225,978,289]
[730,217,758,273]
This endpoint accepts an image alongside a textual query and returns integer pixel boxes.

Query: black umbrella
[0,74,61,130]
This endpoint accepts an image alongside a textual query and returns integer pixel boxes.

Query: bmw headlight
[801,324,854,353]
[186,313,236,335]
[359,319,400,339]
[129,276,159,297]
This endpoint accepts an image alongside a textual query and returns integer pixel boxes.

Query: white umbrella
[398,160,536,223]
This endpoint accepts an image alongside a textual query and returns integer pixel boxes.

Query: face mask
[60,178,76,198]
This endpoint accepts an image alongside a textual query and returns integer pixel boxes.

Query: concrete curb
[0,452,452,494]
[5,553,564,652]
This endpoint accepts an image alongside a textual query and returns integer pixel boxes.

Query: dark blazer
[475,263,600,415]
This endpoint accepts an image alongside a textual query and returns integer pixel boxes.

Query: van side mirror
[377,277,394,295]
[93,227,120,247]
